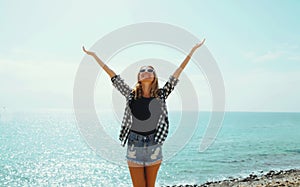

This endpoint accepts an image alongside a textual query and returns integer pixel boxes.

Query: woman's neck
[141,82,151,98]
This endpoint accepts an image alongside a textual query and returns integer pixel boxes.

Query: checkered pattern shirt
[111,74,179,147]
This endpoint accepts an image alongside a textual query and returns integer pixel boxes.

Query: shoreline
[163,168,300,187]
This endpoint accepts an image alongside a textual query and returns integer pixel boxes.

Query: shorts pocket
[127,134,138,145]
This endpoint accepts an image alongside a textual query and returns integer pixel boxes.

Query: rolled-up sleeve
[162,75,179,99]
[111,74,132,97]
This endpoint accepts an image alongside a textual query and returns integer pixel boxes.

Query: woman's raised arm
[172,38,206,79]
[82,46,132,97]
[82,46,116,78]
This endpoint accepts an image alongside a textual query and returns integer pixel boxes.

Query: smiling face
[134,65,159,99]
[138,66,155,83]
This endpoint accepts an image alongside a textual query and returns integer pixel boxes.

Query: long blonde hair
[133,65,159,99]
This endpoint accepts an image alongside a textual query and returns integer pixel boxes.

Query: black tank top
[129,96,162,135]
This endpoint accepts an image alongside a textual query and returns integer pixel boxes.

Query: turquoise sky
[1,0,300,112]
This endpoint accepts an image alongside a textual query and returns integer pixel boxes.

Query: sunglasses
[139,68,155,73]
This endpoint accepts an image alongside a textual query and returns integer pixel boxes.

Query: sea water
[1,110,300,186]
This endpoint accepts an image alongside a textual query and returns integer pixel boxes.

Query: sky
[1,0,300,112]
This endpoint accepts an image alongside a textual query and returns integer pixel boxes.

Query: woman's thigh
[145,160,162,187]
[127,161,146,187]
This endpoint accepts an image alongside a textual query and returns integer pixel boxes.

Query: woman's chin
[140,78,153,82]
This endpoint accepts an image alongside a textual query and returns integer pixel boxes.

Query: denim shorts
[126,131,163,166]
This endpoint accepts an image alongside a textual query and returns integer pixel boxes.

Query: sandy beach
[163,169,300,187]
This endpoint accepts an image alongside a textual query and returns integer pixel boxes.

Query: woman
[82,38,205,187]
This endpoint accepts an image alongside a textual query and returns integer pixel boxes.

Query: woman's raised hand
[82,46,96,56]
[82,45,116,78]
[191,38,206,52]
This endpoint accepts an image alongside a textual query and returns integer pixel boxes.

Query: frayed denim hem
[126,158,163,166]
[126,158,145,166]
[144,158,163,166]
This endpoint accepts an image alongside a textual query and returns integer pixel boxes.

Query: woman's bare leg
[127,160,146,187]
[145,160,162,187]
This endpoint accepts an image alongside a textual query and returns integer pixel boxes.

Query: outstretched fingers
[82,46,95,56]
[82,46,88,53]
[192,38,206,51]
[195,38,206,48]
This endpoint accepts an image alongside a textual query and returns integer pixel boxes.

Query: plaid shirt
[111,74,179,147]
